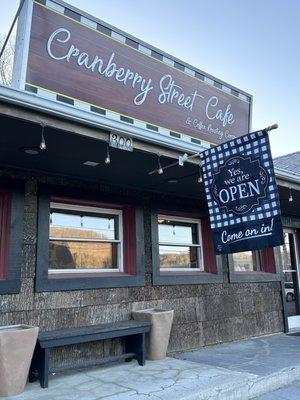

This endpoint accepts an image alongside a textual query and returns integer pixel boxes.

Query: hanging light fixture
[289,187,293,202]
[105,145,111,164]
[39,123,46,150]
[157,155,163,174]
[197,161,203,183]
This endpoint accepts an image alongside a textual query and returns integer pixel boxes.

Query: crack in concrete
[124,367,185,399]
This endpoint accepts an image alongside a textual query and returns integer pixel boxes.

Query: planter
[0,325,39,397]
[132,308,174,360]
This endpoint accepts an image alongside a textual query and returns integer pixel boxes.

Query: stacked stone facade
[0,169,284,367]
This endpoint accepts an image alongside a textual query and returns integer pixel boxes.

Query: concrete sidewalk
[255,380,300,399]
[3,333,300,400]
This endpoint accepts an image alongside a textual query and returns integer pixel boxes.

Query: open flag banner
[200,130,284,254]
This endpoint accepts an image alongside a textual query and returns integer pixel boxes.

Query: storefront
[274,154,300,331]
[0,0,299,368]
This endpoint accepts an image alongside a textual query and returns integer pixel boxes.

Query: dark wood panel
[39,320,151,347]
[26,3,250,144]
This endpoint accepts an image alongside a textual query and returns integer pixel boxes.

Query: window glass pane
[158,219,198,244]
[50,210,117,240]
[276,232,292,270]
[233,251,261,272]
[49,241,118,270]
[159,245,200,269]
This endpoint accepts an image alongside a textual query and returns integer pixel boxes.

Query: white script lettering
[47,28,153,106]
[205,96,235,127]
[158,75,203,111]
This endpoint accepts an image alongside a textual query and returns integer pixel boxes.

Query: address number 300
[109,133,133,152]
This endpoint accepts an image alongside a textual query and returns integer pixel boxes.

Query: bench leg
[29,343,39,383]
[125,333,146,366]
[29,343,50,388]
[40,348,50,388]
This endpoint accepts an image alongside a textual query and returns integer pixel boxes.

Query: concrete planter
[0,325,39,397]
[132,308,174,360]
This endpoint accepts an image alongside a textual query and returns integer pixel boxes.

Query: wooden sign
[21,0,251,145]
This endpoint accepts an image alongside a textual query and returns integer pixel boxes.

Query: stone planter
[0,325,39,397]
[132,308,174,360]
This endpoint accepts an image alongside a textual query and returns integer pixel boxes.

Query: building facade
[0,0,299,369]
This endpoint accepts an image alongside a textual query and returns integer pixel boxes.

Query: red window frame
[158,210,218,275]
[153,209,221,282]
[228,246,279,283]
[260,248,277,274]
[230,248,276,275]
[49,196,137,277]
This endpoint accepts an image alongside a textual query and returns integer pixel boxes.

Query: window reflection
[276,232,292,270]
[158,221,197,244]
[49,241,118,270]
[158,216,203,270]
[49,206,121,272]
[50,211,117,240]
[232,251,261,272]
[159,245,199,269]
[275,231,298,316]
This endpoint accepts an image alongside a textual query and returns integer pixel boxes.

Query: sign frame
[12,0,253,149]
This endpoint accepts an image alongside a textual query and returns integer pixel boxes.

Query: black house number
[109,133,133,152]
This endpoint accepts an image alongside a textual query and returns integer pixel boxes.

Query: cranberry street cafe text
[46,29,235,132]
[47,28,205,111]
[23,1,251,145]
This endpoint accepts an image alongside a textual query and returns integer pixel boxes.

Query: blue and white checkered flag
[200,130,284,254]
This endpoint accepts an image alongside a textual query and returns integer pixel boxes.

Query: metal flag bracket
[148,124,278,176]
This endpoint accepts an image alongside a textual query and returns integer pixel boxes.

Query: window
[151,211,223,285]
[49,203,123,274]
[36,189,145,291]
[232,251,261,272]
[228,248,279,282]
[158,215,203,271]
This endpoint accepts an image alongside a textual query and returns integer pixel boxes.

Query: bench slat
[38,320,151,348]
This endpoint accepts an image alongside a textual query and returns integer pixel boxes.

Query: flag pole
[148,123,279,175]
[265,124,278,132]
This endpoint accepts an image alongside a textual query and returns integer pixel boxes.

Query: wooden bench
[29,320,151,388]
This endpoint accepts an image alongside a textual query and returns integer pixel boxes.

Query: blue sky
[1,0,299,157]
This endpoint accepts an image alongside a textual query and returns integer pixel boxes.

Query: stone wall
[0,169,284,367]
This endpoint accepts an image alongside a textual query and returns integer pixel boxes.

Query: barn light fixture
[105,145,111,164]
[289,187,293,202]
[157,155,163,175]
[39,123,46,150]
[197,162,203,183]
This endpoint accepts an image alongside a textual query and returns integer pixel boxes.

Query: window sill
[0,279,21,294]
[160,270,204,275]
[36,272,145,292]
[153,270,223,286]
[229,271,281,283]
[48,271,134,279]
